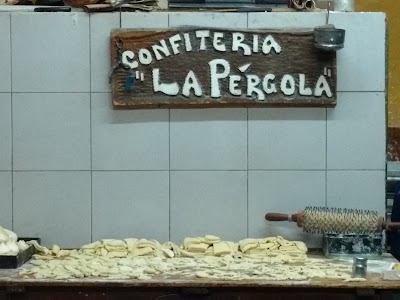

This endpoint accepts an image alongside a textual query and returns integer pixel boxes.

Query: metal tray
[0,238,40,269]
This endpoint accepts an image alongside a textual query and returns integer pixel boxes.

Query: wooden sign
[110,28,336,109]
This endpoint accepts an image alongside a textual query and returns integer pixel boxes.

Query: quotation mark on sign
[323,67,332,78]
[125,71,144,92]
[135,71,145,81]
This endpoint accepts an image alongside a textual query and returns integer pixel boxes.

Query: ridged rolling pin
[265,207,400,234]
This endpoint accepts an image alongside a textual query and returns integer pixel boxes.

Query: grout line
[168,109,171,241]
[167,12,170,27]
[246,12,249,28]
[336,91,385,93]
[89,14,93,243]
[325,108,328,207]
[10,13,14,231]
[246,108,249,238]
[119,8,122,28]
[9,169,386,172]
[5,91,386,94]
[10,97,13,231]
[10,92,91,94]
[13,170,94,172]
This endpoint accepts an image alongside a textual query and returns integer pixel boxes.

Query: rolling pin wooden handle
[385,222,400,230]
[265,213,298,222]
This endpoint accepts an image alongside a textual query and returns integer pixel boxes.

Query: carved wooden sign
[110,28,336,109]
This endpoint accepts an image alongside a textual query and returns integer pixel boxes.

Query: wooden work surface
[0,254,398,290]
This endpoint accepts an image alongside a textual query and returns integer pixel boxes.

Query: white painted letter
[262,74,277,94]
[280,74,295,96]
[247,75,265,101]
[121,50,138,69]
[314,75,333,97]
[208,59,230,98]
[229,75,241,96]
[182,70,202,97]
[253,34,259,53]
[262,35,281,54]
[138,49,153,65]
[169,34,182,55]
[299,74,312,96]
[196,30,210,50]
[183,33,192,52]
[232,33,251,56]
[152,40,171,60]
[152,68,179,96]
[213,32,226,52]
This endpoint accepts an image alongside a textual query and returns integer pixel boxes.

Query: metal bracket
[109,38,130,84]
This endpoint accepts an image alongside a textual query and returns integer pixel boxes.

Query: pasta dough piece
[259,242,279,251]
[81,241,101,249]
[124,238,138,251]
[294,241,308,252]
[132,247,153,256]
[136,239,156,249]
[161,248,174,258]
[204,235,220,244]
[52,245,61,255]
[187,243,209,253]
[5,229,17,242]
[0,227,9,243]
[107,251,128,258]
[196,271,210,278]
[239,239,259,253]
[204,246,214,256]
[102,239,126,247]
[213,242,232,256]
[183,237,202,248]
[180,249,200,258]
[27,240,50,255]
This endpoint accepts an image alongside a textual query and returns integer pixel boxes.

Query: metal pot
[313,25,346,51]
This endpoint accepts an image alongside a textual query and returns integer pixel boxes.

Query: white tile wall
[90,13,120,93]
[170,109,247,170]
[92,171,169,242]
[11,13,90,93]
[0,12,387,248]
[248,12,326,29]
[121,12,169,28]
[0,172,12,230]
[13,171,91,248]
[169,12,247,27]
[0,94,11,170]
[13,93,90,171]
[329,13,386,92]
[0,14,11,92]
[91,93,169,170]
[327,92,386,170]
[170,171,248,243]
[249,108,326,170]
[249,12,386,93]
[248,171,325,247]
[327,170,386,214]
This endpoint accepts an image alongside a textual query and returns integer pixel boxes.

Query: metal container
[323,233,383,259]
[352,257,368,278]
[314,25,345,51]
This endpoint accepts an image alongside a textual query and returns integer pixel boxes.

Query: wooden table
[0,255,399,300]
